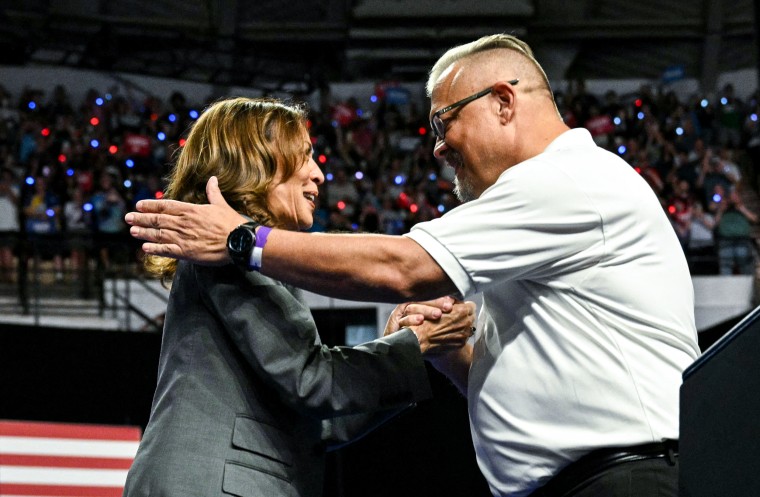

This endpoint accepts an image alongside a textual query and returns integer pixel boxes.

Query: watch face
[228,227,254,255]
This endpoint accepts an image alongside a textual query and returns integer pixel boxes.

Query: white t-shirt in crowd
[0,184,20,232]
[406,128,700,497]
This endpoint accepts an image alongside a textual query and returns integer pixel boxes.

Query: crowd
[0,77,759,284]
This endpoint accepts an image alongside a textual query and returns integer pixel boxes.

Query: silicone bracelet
[250,226,272,271]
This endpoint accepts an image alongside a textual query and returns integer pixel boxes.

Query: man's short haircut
[426,33,553,99]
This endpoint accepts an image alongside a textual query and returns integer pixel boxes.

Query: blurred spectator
[379,195,406,235]
[358,205,382,233]
[23,175,64,281]
[689,201,716,250]
[687,201,718,274]
[343,118,374,167]
[717,83,744,148]
[584,104,614,147]
[744,94,760,190]
[631,147,665,196]
[132,173,162,205]
[328,206,354,232]
[666,179,694,249]
[0,167,20,282]
[601,90,623,119]
[90,173,128,269]
[692,94,716,145]
[46,85,75,119]
[716,146,741,185]
[325,168,359,218]
[715,188,758,275]
[674,113,699,152]
[63,186,94,281]
[697,147,733,207]
[568,79,599,126]
[306,195,330,233]
[18,121,39,166]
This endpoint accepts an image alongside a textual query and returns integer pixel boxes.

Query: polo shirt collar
[543,127,595,153]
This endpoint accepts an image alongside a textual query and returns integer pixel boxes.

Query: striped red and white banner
[0,420,141,497]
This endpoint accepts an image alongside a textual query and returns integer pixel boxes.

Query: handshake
[383,296,477,393]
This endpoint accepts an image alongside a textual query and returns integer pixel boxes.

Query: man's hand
[124,176,246,264]
[384,296,476,356]
[383,296,453,337]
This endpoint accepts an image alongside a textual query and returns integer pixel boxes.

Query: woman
[123,97,474,496]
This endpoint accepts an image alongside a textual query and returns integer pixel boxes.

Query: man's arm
[126,176,458,303]
[426,345,473,396]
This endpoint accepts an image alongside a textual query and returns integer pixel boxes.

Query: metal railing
[0,233,167,332]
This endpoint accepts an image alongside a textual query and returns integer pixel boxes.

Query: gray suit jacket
[123,262,431,497]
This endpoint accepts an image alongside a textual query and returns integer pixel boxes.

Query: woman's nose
[311,159,325,185]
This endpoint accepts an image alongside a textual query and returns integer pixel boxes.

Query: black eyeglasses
[430,79,519,140]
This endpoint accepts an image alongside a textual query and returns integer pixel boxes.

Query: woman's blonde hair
[145,97,309,283]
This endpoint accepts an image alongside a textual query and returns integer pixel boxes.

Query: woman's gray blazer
[123,261,432,497]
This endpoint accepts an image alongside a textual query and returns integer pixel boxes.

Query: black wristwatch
[227,221,260,271]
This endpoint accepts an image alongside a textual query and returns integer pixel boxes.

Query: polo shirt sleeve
[404,159,605,298]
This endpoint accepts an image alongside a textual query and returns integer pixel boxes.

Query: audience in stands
[0,78,758,284]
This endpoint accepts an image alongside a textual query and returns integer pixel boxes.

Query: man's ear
[492,80,517,124]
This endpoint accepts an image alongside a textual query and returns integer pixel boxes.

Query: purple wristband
[250,226,272,271]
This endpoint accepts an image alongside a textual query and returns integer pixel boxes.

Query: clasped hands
[384,296,476,357]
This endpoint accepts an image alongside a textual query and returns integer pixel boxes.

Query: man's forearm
[427,344,472,396]
[260,229,457,303]
[125,179,458,302]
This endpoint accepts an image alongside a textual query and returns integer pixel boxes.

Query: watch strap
[228,221,259,271]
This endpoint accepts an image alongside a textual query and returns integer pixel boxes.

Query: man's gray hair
[426,33,552,98]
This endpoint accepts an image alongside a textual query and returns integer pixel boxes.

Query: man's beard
[453,175,476,203]
[448,151,476,203]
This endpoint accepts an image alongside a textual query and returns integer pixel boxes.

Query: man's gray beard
[453,176,476,203]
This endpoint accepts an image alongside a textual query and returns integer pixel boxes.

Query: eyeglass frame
[430,79,520,140]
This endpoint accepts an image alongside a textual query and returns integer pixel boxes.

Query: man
[126,34,700,497]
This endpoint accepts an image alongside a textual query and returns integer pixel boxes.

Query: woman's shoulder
[189,262,300,297]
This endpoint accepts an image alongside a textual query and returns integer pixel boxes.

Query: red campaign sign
[585,114,615,137]
[77,170,94,193]
[331,103,356,127]
[123,133,151,157]
[373,80,400,99]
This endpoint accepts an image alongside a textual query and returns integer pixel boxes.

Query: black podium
[679,305,760,496]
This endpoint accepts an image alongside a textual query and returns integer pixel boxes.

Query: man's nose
[433,139,448,159]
